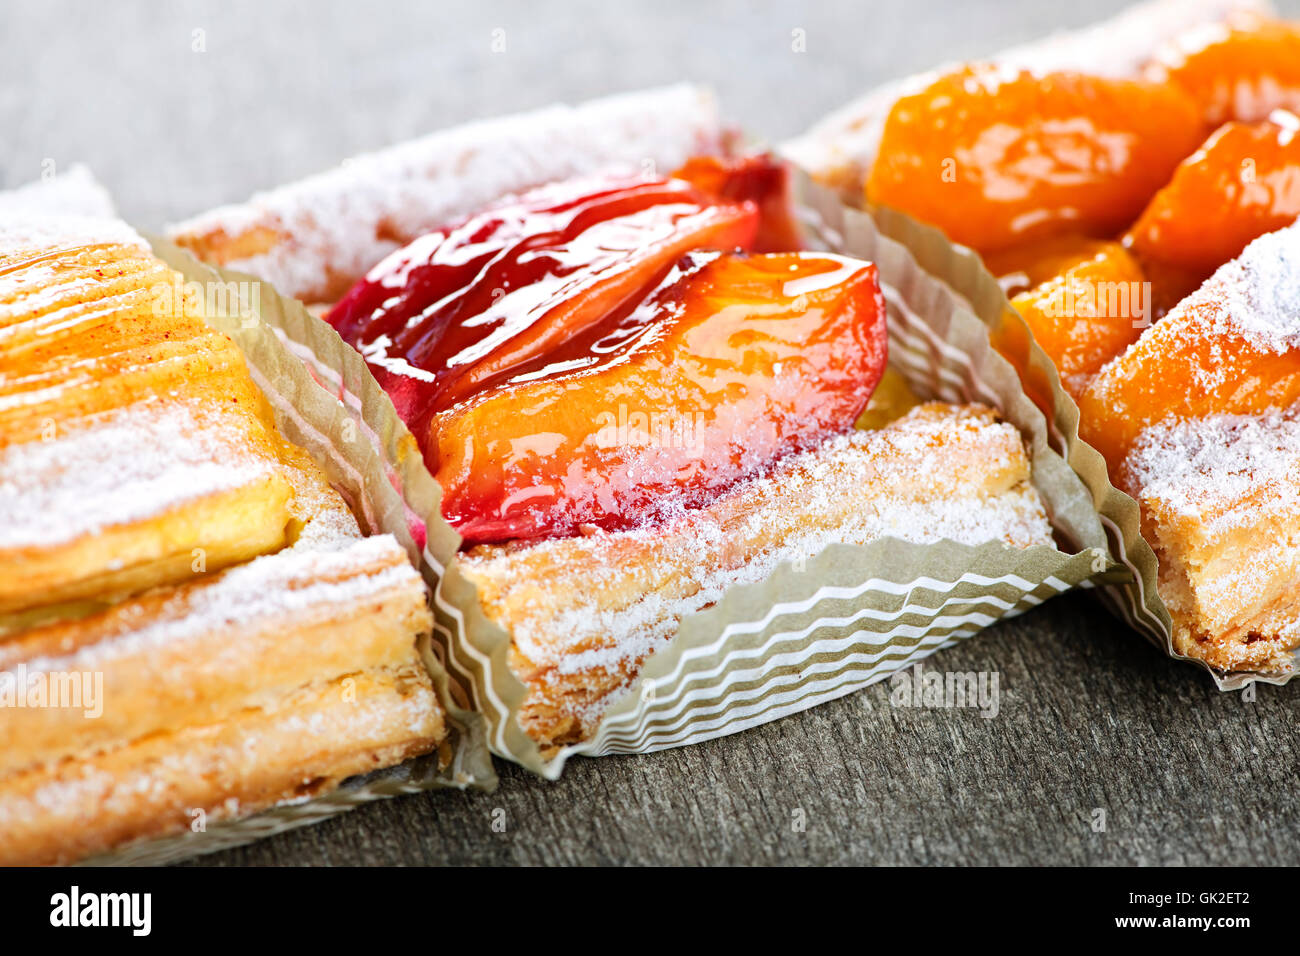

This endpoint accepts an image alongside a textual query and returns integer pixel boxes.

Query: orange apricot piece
[866,64,1206,253]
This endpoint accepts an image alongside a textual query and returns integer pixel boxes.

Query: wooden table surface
[5,0,1298,866]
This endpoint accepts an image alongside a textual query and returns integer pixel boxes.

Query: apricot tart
[1083,222,1300,671]
[790,0,1300,675]
[172,95,1057,751]
[0,173,445,865]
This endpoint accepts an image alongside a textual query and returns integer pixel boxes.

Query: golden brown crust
[0,536,433,779]
[0,222,446,863]
[0,664,443,867]
[460,403,1054,751]
[1122,410,1300,672]
[0,239,308,615]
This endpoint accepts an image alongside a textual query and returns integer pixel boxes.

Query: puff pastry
[172,106,1059,749]
[1123,410,1300,671]
[0,232,299,614]
[1101,223,1300,672]
[461,403,1053,751]
[168,85,729,306]
[0,186,445,864]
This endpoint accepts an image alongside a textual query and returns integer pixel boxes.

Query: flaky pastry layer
[0,237,311,615]
[0,203,445,864]
[459,403,1054,752]
[0,535,433,779]
[0,663,442,867]
[167,85,727,305]
[1123,409,1300,672]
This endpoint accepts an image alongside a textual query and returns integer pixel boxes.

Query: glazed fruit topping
[987,237,1147,400]
[429,250,887,543]
[1148,15,1300,125]
[327,172,761,437]
[867,64,1206,253]
[1127,111,1300,280]
[674,153,803,252]
[327,156,888,544]
[1078,223,1300,473]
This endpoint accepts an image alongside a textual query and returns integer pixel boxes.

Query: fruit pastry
[787,0,1300,392]
[169,100,1059,753]
[789,0,1300,676]
[1078,222,1300,673]
[169,85,730,308]
[0,176,446,865]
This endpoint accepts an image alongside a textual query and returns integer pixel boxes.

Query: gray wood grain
[4,0,1298,867]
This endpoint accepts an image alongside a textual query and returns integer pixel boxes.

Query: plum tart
[172,96,1058,750]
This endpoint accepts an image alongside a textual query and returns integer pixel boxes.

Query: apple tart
[0,198,445,864]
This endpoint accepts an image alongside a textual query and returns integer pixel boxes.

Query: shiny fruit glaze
[326,173,761,440]
[430,251,887,544]
[985,235,1124,297]
[866,64,1206,253]
[674,153,803,252]
[1127,112,1300,279]
[1149,15,1300,124]
[1000,239,1147,400]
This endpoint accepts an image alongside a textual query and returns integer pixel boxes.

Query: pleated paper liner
[80,239,498,867]
[157,184,1122,780]
[846,193,1299,692]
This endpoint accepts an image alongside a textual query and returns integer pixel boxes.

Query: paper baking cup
[80,239,498,867]
[852,195,1295,692]
[167,179,1120,780]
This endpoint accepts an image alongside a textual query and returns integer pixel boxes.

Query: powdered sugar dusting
[0,166,144,257]
[0,655,437,856]
[0,214,146,259]
[550,493,1049,681]
[168,85,726,302]
[464,404,1053,732]
[0,401,283,549]
[1204,222,1300,352]
[0,165,119,220]
[21,535,419,674]
[1123,407,1300,670]
[1125,408,1300,538]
